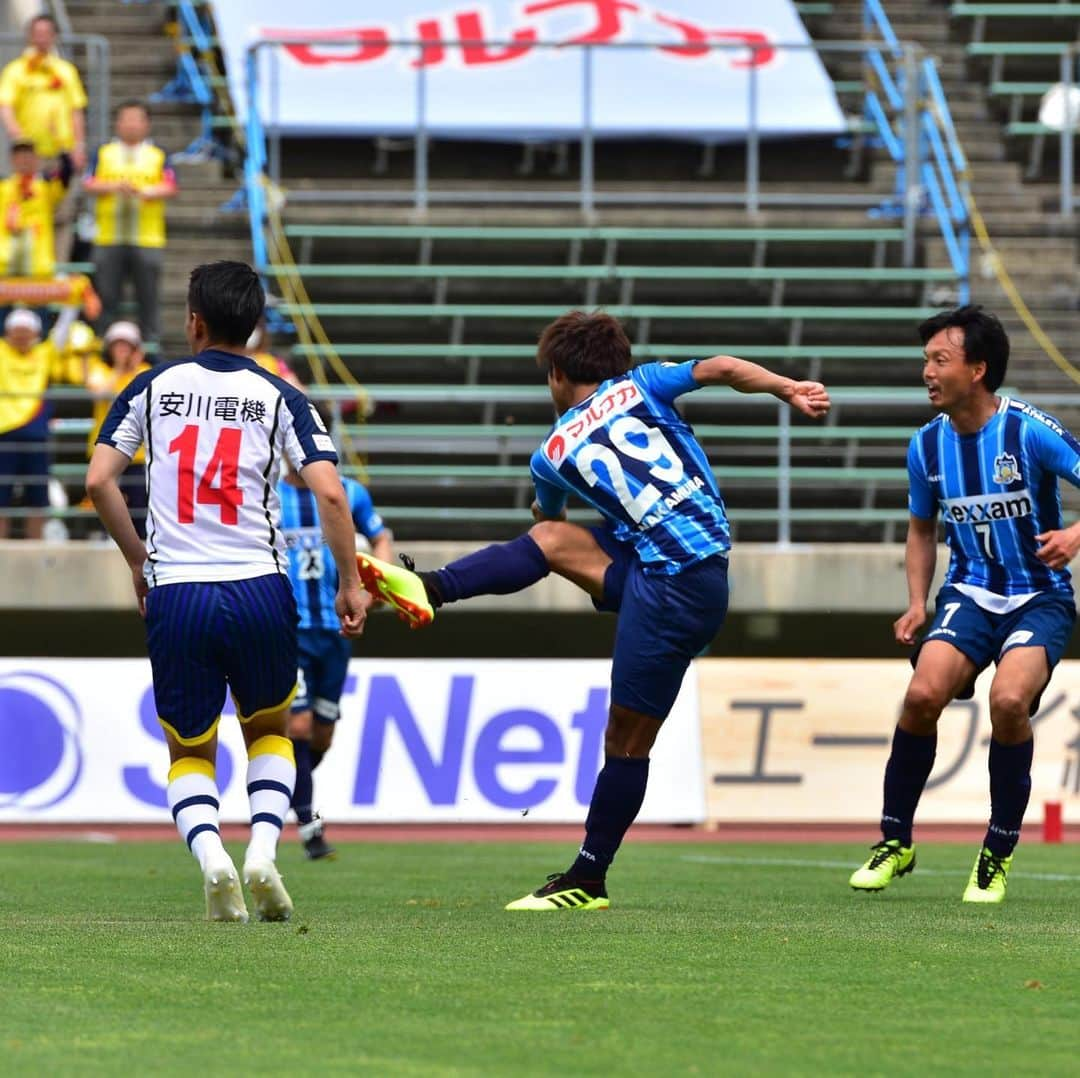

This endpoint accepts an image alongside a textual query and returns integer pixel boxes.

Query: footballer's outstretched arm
[693,355,830,419]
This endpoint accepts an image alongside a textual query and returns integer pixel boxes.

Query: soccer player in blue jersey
[850,306,1080,903]
[86,262,369,922]
[278,464,391,858]
[355,310,830,910]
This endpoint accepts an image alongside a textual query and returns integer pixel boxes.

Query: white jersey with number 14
[97,350,338,586]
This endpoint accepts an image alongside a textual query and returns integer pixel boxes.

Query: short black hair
[918,304,1009,393]
[28,13,57,32]
[536,310,632,385]
[10,141,35,155]
[115,98,150,120]
[187,262,265,346]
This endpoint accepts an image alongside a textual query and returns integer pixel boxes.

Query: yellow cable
[260,180,369,477]
[965,190,1080,388]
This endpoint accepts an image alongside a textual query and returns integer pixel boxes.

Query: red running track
[1,822,1076,843]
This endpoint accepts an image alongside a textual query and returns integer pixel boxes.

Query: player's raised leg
[358,518,613,625]
[850,638,976,892]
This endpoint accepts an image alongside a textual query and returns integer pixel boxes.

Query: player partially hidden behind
[850,306,1080,903]
[355,310,830,910]
[279,462,392,858]
[86,261,369,922]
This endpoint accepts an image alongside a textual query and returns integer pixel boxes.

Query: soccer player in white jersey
[850,306,1080,903]
[86,261,369,922]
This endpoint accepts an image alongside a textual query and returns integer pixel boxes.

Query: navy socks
[985,737,1034,857]
[881,726,937,847]
[421,534,549,607]
[290,738,314,826]
[570,756,650,879]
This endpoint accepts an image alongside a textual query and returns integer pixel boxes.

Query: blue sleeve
[632,361,702,405]
[1026,415,1080,490]
[346,479,386,539]
[907,436,936,519]
[281,384,338,469]
[530,448,569,518]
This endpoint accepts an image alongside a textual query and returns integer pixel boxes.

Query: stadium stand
[14,0,1076,545]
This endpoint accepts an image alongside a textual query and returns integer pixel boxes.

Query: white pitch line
[680,854,1080,883]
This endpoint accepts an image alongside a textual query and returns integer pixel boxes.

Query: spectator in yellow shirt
[0,141,70,278]
[0,14,87,170]
[85,320,151,536]
[84,101,177,349]
[0,304,77,539]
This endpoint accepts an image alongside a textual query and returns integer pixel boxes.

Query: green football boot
[962,847,1012,904]
[356,552,435,628]
[849,839,916,892]
[505,872,610,911]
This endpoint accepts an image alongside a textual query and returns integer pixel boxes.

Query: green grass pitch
[2,840,1079,1076]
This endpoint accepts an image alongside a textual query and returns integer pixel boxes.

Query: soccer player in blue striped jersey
[355,310,831,910]
[278,465,391,859]
[850,306,1080,903]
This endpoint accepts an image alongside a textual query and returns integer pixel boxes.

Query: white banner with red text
[211,0,845,139]
[0,659,704,823]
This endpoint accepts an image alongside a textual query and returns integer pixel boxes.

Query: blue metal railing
[862,0,971,300]
[125,0,220,159]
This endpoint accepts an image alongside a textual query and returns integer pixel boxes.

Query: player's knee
[901,681,947,729]
[604,707,661,759]
[988,685,1032,740]
[527,520,565,565]
[288,710,313,739]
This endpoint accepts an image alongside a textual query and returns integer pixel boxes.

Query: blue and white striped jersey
[530,360,730,574]
[908,396,1080,597]
[278,476,385,631]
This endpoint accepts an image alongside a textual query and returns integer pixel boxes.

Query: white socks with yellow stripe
[167,757,227,871]
[245,735,296,863]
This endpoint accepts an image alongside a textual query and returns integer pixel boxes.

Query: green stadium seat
[269,263,956,285]
[277,302,938,323]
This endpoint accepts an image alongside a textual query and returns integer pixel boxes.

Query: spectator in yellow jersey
[0,141,70,278]
[84,101,177,348]
[0,304,77,539]
[247,317,303,389]
[0,15,87,170]
[85,321,151,537]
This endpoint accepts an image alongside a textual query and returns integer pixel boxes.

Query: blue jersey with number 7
[908,396,1080,598]
[530,360,730,575]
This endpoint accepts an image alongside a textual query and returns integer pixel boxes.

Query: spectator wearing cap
[83,101,177,349]
[84,320,151,537]
[0,303,77,538]
[0,14,87,171]
[0,140,71,278]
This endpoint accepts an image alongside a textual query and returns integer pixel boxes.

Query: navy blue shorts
[0,413,49,509]
[292,628,352,723]
[591,526,728,719]
[915,584,1076,712]
[145,573,299,744]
